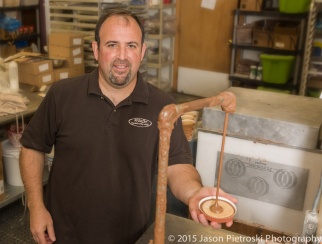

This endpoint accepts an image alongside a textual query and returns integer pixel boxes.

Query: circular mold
[185,111,198,117]
[199,196,237,223]
[181,114,195,120]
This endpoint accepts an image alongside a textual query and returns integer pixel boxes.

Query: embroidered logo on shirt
[128,118,152,128]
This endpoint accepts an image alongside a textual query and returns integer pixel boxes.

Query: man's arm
[167,164,202,205]
[167,164,237,228]
[20,146,56,243]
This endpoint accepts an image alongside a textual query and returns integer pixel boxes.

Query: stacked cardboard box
[17,57,55,88]
[250,20,299,50]
[0,43,16,59]
[240,0,263,11]
[273,22,299,51]
[252,20,278,48]
[48,32,85,82]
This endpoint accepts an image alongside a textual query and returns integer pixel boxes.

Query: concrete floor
[0,200,34,244]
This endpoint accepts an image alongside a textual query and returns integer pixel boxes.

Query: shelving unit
[0,4,41,53]
[229,9,308,93]
[46,0,129,72]
[46,0,176,90]
[300,0,322,96]
[145,2,176,91]
[127,2,149,83]
[0,84,47,209]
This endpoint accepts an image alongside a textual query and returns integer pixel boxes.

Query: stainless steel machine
[196,87,322,235]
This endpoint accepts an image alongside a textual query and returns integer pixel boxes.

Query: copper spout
[152,91,236,244]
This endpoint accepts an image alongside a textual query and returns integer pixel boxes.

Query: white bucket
[2,139,23,186]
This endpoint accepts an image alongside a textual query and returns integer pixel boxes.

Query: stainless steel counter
[0,84,46,209]
[0,84,44,127]
[136,214,257,244]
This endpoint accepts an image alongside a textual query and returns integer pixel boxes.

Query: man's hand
[188,187,237,229]
[29,206,56,244]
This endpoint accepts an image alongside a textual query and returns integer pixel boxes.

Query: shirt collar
[87,67,149,105]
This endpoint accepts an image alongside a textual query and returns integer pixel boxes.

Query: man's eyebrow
[105,41,139,45]
[127,41,139,45]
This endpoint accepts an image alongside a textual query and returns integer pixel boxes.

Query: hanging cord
[9,112,25,148]
[19,192,28,221]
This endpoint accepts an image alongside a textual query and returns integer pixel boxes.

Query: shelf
[0,3,41,54]
[231,43,301,55]
[308,70,322,75]
[147,60,173,68]
[0,168,49,209]
[307,79,322,89]
[0,84,43,127]
[48,3,99,12]
[234,9,308,19]
[229,74,298,90]
[0,33,40,45]
[147,34,174,40]
[311,56,322,63]
[231,8,307,94]
[0,5,39,12]
[148,3,176,10]
[0,84,46,209]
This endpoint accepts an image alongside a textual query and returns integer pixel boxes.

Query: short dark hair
[95,9,145,48]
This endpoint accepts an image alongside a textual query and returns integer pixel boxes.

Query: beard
[108,59,132,88]
[109,70,131,88]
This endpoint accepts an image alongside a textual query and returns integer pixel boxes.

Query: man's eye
[128,44,137,49]
[108,43,117,48]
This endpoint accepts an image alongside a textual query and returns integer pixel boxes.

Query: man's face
[93,15,146,89]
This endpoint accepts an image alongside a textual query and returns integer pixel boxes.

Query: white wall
[177,67,231,97]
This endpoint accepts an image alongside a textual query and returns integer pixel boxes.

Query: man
[20,9,236,244]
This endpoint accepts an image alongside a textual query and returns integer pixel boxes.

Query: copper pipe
[151,91,236,244]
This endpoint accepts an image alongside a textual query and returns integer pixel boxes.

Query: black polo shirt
[21,68,193,244]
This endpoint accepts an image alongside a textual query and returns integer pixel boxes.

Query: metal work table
[0,84,44,127]
[0,84,46,209]
[136,214,257,244]
[0,169,49,209]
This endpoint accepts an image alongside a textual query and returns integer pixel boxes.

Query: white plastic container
[8,61,19,91]
[2,139,23,186]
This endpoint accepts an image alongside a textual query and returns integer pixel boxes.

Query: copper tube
[152,91,236,244]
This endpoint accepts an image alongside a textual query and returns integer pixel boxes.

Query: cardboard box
[273,24,299,51]
[54,65,85,81]
[3,0,20,7]
[48,32,84,47]
[19,71,54,88]
[240,0,263,11]
[0,44,16,59]
[48,45,84,58]
[253,30,274,47]
[252,19,277,48]
[21,0,39,6]
[17,57,53,75]
[63,56,84,67]
[0,143,5,201]
[54,67,70,81]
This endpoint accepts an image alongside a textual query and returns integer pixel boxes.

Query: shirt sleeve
[20,87,58,154]
[167,105,194,166]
